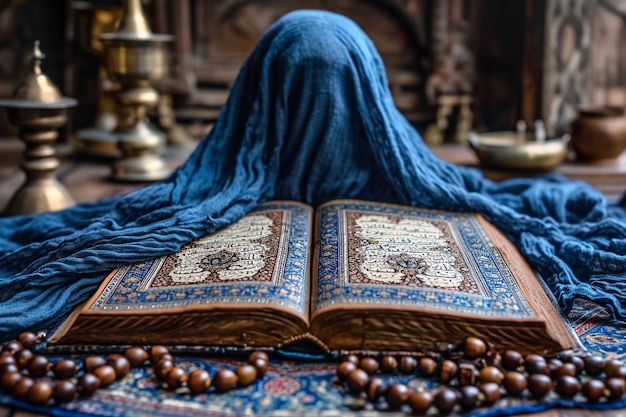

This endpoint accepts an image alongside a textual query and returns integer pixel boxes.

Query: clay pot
[570,106,626,161]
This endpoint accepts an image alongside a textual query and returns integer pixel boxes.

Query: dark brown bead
[379,355,397,373]
[359,357,379,375]
[77,373,100,397]
[248,351,269,363]
[365,377,387,402]
[479,365,504,384]
[336,361,357,382]
[340,354,359,365]
[400,356,417,374]
[84,356,108,373]
[525,354,549,375]
[555,375,581,398]
[2,340,22,354]
[502,350,523,370]
[0,362,18,375]
[458,361,478,386]
[605,377,626,400]
[249,357,268,377]
[581,379,605,402]
[93,364,116,387]
[547,358,563,377]
[480,382,501,406]
[564,356,585,375]
[150,346,171,363]
[188,369,211,394]
[407,390,433,413]
[438,359,458,383]
[584,355,605,376]
[528,373,553,398]
[13,349,33,368]
[458,385,480,409]
[236,364,257,387]
[433,388,458,413]
[0,351,16,366]
[18,332,39,350]
[12,376,34,399]
[463,336,487,359]
[155,358,174,380]
[484,350,502,367]
[213,369,238,392]
[108,354,131,379]
[53,379,77,403]
[503,371,527,395]
[1,371,22,391]
[346,368,369,393]
[124,346,149,367]
[609,365,626,379]
[553,363,577,378]
[164,367,187,390]
[53,359,78,379]
[418,357,438,377]
[27,380,53,405]
[385,383,409,408]
[25,355,50,377]
[604,359,624,378]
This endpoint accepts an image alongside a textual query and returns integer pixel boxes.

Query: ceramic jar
[570,106,626,161]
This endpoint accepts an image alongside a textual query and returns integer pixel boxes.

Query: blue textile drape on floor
[0,10,624,341]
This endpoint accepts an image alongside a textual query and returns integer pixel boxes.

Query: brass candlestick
[100,0,172,182]
[0,42,77,216]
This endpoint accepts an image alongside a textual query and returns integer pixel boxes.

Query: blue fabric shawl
[0,10,625,342]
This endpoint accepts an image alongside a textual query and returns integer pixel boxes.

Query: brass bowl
[468,131,569,171]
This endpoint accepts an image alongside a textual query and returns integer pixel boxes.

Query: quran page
[49,201,314,347]
[309,200,578,354]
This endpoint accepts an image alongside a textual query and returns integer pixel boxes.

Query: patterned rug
[2,297,626,417]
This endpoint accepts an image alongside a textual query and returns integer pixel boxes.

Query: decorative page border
[314,201,536,318]
[86,202,312,316]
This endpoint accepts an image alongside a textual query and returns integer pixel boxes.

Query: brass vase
[100,0,173,182]
[0,42,77,215]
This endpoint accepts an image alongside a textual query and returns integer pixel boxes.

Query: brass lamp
[0,41,77,216]
[100,0,172,182]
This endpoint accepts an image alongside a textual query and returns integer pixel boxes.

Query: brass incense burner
[0,42,77,216]
[468,121,569,172]
[100,0,172,181]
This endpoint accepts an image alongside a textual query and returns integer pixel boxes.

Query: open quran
[49,200,578,354]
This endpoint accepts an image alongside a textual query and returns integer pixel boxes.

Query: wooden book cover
[49,200,578,354]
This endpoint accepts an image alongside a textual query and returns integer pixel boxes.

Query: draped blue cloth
[0,10,625,341]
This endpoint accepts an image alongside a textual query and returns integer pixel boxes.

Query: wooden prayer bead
[155,358,175,380]
[18,332,38,349]
[364,377,387,402]
[458,385,480,409]
[107,354,131,379]
[583,355,605,376]
[213,369,238,392]
[340,354,359,365]
[438,359,458,383]
[164,367,187,390]
[503,371,527,395]
[53,359,78,379]
[553,362,577,378]
[249,357,268,377]
[406,390,433,413]
[385,383,409,408]
[93,365,116,387]
[84,356,107,373]
[379,355,397,373]
[417,357,437,377]
[528,373,553,399]
[564,355,585,375]
[2,340,22,353]
[581,379,605,402]
[125,346,149,367]
[53,379,77,403]
[463,336,487,359]
[433,388,457,413]
[555,375,581,398]
[480,382,501,405]
[478,365,504,384]
[359,357,379,375]
[501,350,523,370]
[336,361,357,381]
[77,373,100,397]
[187,369,211,394]
[235,364,257,387]
[13,349,33,368]
[524,354,549,376]
[346,368,369,393]
[248,351,269,363]
[605,377,626,400]
[27,380,53,405]
[1,371,22,391]
[150,346,171,363]
[25,355,50,377]
[12,376,34,399]
[399,356,417,374]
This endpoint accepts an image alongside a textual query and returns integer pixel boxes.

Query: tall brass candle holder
[0,42,77,216]
[100,0,172,182]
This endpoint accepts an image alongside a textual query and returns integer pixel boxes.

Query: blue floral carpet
[1,297,626,417]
